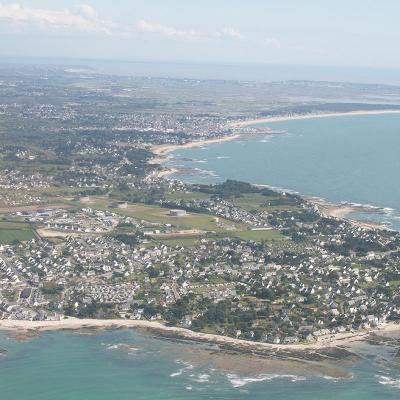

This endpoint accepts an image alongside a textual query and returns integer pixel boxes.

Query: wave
[190,168,220,178]
[226,373,306,388]
[192,373,210,383]
[170,360,195,378]
[321,374,352,381]
[377,375,400,389]
[104,343,140,352]
[170,369,184,377]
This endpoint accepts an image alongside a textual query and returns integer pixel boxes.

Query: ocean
[0,329,399,399]
[168,113,400,230]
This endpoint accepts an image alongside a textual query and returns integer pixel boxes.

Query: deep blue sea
[169,113,400,229]
[0,330,399,400]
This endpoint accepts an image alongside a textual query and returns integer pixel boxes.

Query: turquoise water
[0,330,399,399]
[169,114,400,229]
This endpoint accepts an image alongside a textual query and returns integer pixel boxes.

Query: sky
[0,0,400,70]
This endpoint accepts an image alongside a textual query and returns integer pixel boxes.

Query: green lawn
[231,193,299,212]
[0,221,35,244]
[230,229,283,242]
[154,236,201,247]
[164,191,211,201]
[89,198,246,233]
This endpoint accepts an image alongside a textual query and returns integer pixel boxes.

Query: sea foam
[226,373,306,388]
[377,375,400,389]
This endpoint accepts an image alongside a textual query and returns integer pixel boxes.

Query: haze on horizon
[1,1,400,83]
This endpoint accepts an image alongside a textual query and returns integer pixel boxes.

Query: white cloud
[74,4,98,20]
[0,4,251,45]
[136,19,196,38]
[214,27,243,40]
[136,20,244,42]
[263,37,281,48]
[0,3,115,34]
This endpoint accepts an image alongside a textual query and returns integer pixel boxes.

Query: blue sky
[0,0,399,68]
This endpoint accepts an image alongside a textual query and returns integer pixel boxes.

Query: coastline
[229,109,400,128]
[149,134,242,179]
[148,109,398,229]
[0,318,398,352]
[149,109,400,171]
[309,198,389,230]
[151,133,242,159]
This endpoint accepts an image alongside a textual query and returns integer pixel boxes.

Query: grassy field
[153,236,201,247]
[0,221,34,244]
[164,191,211,201]
[88,197,246,233]
[151,229,283,246]
[231,193,300,212]
[230,229,284,242]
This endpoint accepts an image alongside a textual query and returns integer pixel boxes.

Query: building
[169,209,187,217]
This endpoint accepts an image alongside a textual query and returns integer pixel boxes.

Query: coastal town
[0,65,399,347]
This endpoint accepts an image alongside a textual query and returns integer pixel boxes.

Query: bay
[169,114,400,229]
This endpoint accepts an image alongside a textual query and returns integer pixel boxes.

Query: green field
[164,191,211,201]
[153,236,201,247]
[230,229,283,242]
[231,193,299,212]
[0,221,34,244]
[88,198,246,233]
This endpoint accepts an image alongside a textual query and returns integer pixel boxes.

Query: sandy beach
[151,167,179,179]
[149,134,242,179]
[0,318,398,352]
[151,134,242,159]
[310,198,390,230]
[230,109,400,128]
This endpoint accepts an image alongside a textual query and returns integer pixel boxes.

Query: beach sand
[151,134,242,159]
[0,318,398,353]
[311,199,389,230]
[149,134,242,179]
[229,109,400,128]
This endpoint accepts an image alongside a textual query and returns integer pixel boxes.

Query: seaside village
[0,68,399,344]
[0,173,399,344]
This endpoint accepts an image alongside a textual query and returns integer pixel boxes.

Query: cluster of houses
[42,208,122,234]
[0,170,49,207]
[0,193,398,343]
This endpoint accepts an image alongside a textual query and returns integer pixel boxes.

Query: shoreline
[150,133,242,159]
[149,134,242,179]
[229,109,400,128]
[309,198,390,230]
[148,110,398,230]
[0,318,398,352]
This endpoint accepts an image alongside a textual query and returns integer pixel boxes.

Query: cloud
[136,20,244,42]
[0,4,248,45]
[136,19,185,37]
[0,3,115,34]
[74,4,98,20]
[214,27,243,40]
[136,19,198,38]
[263,37,281,48]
